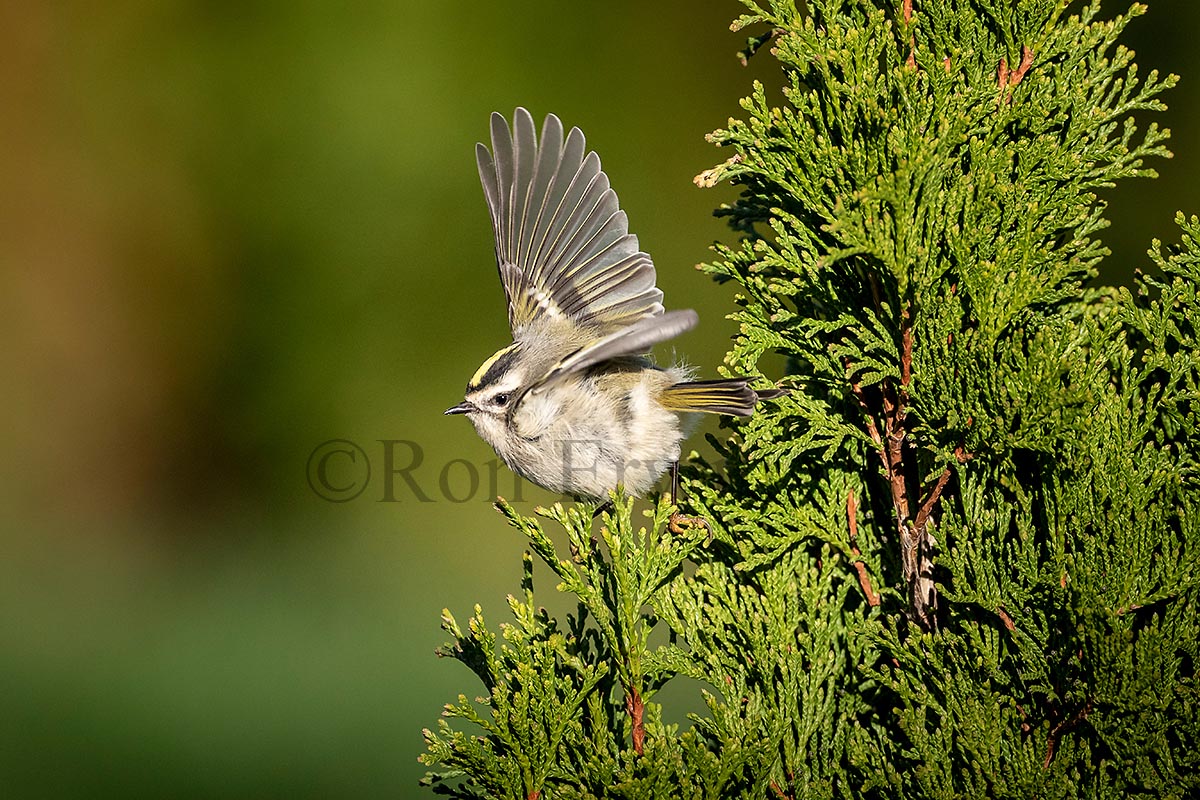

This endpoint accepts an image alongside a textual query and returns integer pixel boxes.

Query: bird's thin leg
[671,461,680,508]
[667,461,710,539]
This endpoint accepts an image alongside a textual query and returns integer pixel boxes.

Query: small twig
[996,606,1016,633]
[847,490,881,606]
[625,685,645,755]
[1013,46,1034,85]
[768,782,796,800]
[1043,700,1092,769]
[848,370,885,446]
[738,27,785,66]
[867,270,886,313]
[999,46,1034,99]
[846,360,890,483]
[914,467,951,531]
[848,294,936,629]
[892,311,937,630]
[902,0,916,68]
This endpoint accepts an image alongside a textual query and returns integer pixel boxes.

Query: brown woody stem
[850,298,940,630]
[999,45,1034,100]
[902,0,916,68]
[1043,700,1092,769]
[847,490,882,606]
[625,685,645,755]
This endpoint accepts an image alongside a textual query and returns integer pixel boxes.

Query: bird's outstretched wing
[476,108,664,336]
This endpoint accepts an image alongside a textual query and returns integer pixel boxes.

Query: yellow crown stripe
[469,343,519,389]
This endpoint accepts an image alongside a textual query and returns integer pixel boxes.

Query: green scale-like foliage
[422,1,1199,797]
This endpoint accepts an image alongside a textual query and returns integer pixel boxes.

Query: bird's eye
[493,393,510,407]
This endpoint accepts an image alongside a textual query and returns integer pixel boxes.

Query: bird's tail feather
[659,378,786,417]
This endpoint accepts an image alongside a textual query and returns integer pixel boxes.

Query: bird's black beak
[444,400,475,416]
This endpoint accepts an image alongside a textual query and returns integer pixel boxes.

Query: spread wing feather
[477,108,664,334]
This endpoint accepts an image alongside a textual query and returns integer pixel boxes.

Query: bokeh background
[2,1,1197,796]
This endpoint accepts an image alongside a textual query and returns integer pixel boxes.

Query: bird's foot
[668,511,711,542]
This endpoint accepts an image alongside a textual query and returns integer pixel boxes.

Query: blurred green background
[1,1,1196,796]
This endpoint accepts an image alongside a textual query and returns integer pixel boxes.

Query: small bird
[446,108,782,523]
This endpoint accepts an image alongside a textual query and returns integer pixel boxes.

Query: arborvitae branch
[423,3,1198,797]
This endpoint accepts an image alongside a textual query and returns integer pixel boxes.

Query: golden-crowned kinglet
[446,108,783,519]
